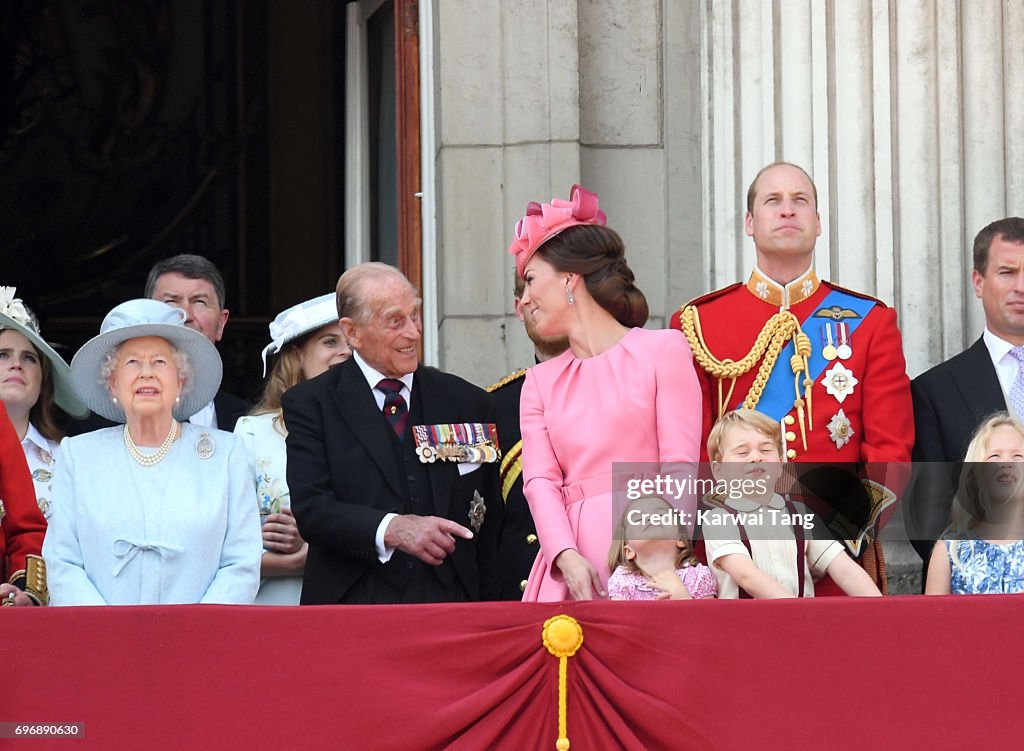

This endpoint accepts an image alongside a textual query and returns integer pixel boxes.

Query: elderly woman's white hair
[98,345,194,398]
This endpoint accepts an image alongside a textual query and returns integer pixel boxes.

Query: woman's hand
[0,583,35,607]
[261,507,304,554]
[554,549,605,600]
[648,570,691,600]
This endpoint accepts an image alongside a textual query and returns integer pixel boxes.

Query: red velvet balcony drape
[5,597,1023,750]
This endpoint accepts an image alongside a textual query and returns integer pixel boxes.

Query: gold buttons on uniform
[519,579,528,592]
[785,431,796,442]
[786,449,796,460]
[783,415,795,426]
[526,534,538,545]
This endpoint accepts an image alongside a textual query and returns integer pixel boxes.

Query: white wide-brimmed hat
[0,286,89,419]
[70,299,222,423]
[260,292,339,375]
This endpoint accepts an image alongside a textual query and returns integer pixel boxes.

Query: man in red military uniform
[671,162,914,591]
[0,401,48,606]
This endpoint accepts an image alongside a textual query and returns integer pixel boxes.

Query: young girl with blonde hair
[925,412,1024,595]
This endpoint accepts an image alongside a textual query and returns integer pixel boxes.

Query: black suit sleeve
[282,385,386,560]
[907,377,957,560]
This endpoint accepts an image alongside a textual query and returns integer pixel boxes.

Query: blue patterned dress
[946,537,1024,594]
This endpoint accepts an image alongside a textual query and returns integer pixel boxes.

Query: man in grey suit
[910,217,1024,564]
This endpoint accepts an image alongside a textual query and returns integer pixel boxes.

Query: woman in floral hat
[0,287,89,521]
[235,292,351,604]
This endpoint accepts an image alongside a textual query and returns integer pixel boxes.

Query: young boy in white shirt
[702,409,882,599]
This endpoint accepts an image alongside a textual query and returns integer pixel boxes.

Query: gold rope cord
[542,615,584,751]
[681,305,800,416]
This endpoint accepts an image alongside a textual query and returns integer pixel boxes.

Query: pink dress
[520,327,703,601]
[607,564,718,600]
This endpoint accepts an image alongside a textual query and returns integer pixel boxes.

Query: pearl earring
[112,396,118,404]
[175,396,180,404]
[565,286,575,305]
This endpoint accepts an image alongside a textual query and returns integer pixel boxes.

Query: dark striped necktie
[376,378,409,439]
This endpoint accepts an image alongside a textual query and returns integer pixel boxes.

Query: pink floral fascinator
[507,184,607,277]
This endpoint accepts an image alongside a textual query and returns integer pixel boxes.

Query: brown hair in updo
[535,224,649,327]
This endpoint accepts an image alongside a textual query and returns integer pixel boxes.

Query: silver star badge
[823,362,858,403]
[826,409,854,449]
[468,491,486,533]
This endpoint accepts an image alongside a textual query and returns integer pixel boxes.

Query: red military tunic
[671,267,914,591]
[0,401,46,595]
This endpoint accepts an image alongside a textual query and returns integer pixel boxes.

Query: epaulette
[487,369,527,393]
[822,280,887,308]
[680,282,745,311]
[670,283,745,327]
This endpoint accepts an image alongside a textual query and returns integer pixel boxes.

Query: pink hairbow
[507,184,606,276]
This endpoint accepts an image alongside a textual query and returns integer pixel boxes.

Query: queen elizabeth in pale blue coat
[42,300,261,605]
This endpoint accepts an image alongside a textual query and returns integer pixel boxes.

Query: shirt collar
[722,493,786,512]
[983,327,1018,365]
[23,422,51,453]
[746,265,820,309]
[352,350,415,395]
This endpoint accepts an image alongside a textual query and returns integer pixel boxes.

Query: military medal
[836,322,852,360]
[821,323,838,361]
[826,409,854,449]
[468,490,486,533]
[196,431,215,459]
[0,499,5,524]
[412,423,502,464]
[823,362,858,403]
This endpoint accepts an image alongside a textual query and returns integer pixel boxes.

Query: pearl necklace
[123,421,179,467]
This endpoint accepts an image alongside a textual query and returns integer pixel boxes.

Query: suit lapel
[951,337,1007,420]
[333,360,404,498]
[415,368,456,519]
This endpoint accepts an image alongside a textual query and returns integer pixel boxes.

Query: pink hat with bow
[507,184,607,277]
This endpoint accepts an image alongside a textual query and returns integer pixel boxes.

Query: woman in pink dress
[508,185,703,601]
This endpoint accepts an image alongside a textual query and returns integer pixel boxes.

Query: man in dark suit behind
[68,254,249,434]
[146,254,249,430]
[488,271,568,599]
[910,217,1024,567]
[282,263,500,604]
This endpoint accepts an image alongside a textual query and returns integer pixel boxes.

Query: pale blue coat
[43,423,262,605]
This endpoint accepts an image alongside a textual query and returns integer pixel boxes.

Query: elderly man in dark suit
[910,217,1024,564]
[282,263,500,604]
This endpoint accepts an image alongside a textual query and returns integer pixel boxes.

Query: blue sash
[735,289,877,421]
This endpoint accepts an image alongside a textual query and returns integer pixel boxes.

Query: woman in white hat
[42,299,262,605]
[0,287,89,520]
[235,292,350,605]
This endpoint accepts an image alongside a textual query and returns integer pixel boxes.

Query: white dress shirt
[982,328,1019,414]
[350,351,415,562]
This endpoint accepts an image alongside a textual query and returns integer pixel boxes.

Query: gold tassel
[542,615,584,751]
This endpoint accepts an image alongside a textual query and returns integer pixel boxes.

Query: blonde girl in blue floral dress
[235,293,350,604]
[926,413,1024,595]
